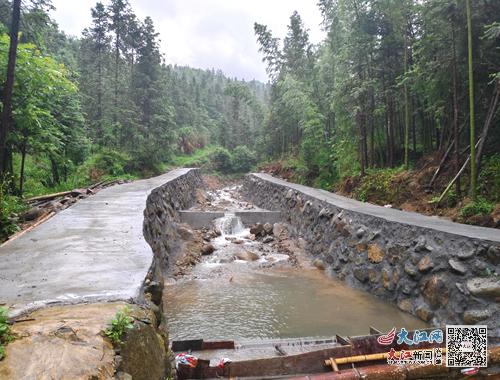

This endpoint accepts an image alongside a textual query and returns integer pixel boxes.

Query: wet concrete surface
[0,168,192,316]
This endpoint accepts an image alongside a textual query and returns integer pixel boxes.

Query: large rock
[0,303,121,380]
[201,244,215,255]
[463,309,492,324]
[177,225,194,241]
[466,277,500,297]
[263,223,273,235]
[119,308,170,380]
[250,223,264,236]
[235,250,259,261]
[448,259,467,275]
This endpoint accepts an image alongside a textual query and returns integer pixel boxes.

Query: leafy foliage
[209,147,233,174]
[104,305,134,344]
[479,154,500,203]
[232,146,257,173]
[459,197,495,218]
[0,306,12,360]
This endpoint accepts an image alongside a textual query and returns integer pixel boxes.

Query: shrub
[0,177,26,242]
[479,154,500,202]
[355,167,405,204]
[209,147,233,174]
[0,306,12,360]
[231,146,257,173]
[81,149,130,181]
[104,306,134,344]
[459,197,494,218]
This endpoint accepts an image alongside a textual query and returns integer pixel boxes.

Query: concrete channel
[0,168,498,379]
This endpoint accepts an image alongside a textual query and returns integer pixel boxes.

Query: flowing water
[164,186,427,346]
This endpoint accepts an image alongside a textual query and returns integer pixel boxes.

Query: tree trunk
[451,23,461,197]
[466,0,477,200]
[0,0,21,176]
[19,138,26,194]
[403,30,410,169]
[97,43,103,142]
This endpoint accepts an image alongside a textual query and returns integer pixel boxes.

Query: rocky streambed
[163,183,427,353]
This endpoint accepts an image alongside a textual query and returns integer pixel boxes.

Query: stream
[164,185,427,346]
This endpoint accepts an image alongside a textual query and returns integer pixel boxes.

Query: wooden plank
[172,339,203,352]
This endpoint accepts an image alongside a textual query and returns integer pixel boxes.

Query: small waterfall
[215,213,245,236]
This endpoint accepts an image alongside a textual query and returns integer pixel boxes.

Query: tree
[466,0,476,200]
[81,2,110,143]
[0,0,21,177]
[107,0,132,125]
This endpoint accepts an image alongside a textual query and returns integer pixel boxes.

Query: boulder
[263,223,273,235]
[466,277,500,297]
[177,225,194,241]
[201,244,215,255]
[235,250,259,261]
[250,223,264,236]
[448,259,467,275]
[463,309,492,324]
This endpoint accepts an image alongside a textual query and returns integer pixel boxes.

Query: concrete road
[0,169,191,316]
[252,173,500,243]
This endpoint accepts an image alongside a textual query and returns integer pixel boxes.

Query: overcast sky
[49,0,325,82]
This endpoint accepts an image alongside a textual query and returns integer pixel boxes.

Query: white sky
[49,0,325,82]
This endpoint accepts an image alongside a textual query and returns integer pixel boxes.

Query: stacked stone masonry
[242,173,500,342]
[143,168,203,274]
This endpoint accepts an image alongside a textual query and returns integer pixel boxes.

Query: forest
[0,0,499,240]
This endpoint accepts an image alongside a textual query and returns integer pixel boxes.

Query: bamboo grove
[254,0,500,197]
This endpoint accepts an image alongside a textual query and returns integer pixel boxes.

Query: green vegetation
[459,197,495,218]
[104,305,134,344]
[253,0,499,218]
[356,167,407,204]
[0,306,12,360]
[0,0,265,240]
[0,0,498,237]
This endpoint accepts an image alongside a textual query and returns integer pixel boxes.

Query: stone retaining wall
[134,168,202,380]
[243,173,500,341]
[143,168,203,273]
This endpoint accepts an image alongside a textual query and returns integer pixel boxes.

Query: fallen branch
[427,120,466,189]
[26,190,76,203]
[433,137,482,205]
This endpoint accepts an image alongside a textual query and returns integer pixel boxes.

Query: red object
[377,327,396,345]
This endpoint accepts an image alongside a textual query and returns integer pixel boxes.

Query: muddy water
[164,186,427,342]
